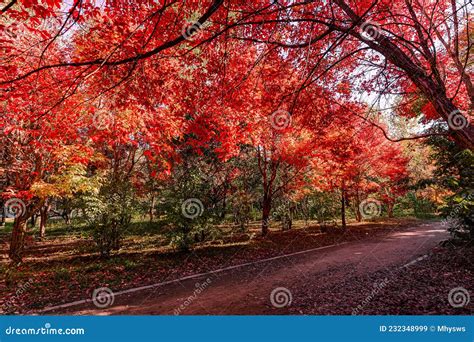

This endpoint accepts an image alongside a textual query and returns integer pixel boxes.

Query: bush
[305,192,341,224]
[84,180,135,256]
[429,139,474,241]
[231,192,252,232]
[442,191,474,242]
[160,197,221,252]
[397,192,436,218]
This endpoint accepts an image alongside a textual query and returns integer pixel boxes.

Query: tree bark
[387,202,394,218]
[9,218,28,263]
[282,203,295,231]
[261,194,272,236]
[0,205,5,227]
[62,209,71,225]
[334,0,474,150]
[39,202,50,239]
[341,187,347,229]
[29,214,37,227]
[220,193,227,219]
[149,195,156,222]
[9,199,44,262]
[354,191,362,222]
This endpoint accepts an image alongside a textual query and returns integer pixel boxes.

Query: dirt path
[52,221,447,315]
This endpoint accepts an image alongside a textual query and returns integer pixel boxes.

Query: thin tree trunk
[387,202,394,218]
[0,205,5,227]
[355,191,362,222]
[149,195,156,222]
[63,209,71,225]
[220,193,227,219]
[30,214,37,227]
[282,204,294,231]
[39,202,50,240]
[341,187,346,229]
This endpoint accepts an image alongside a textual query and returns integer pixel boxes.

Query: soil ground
[1,219,471,315]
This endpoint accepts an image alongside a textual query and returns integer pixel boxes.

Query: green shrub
[84,180,136,256]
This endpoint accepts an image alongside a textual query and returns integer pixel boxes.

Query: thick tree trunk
[261,195,272,236]
[393,46,473,150]
[335,0,474,150]
[8,199,44,262]
[421,84,474,150]
[9,218,28,263]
